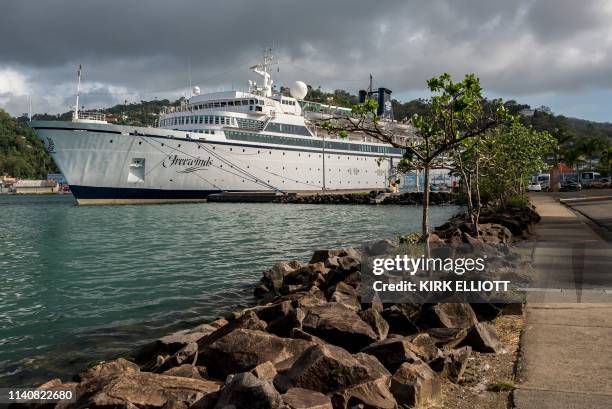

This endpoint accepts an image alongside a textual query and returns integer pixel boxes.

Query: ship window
[220,102,227,107]
[249,106,253,111]
[249,99,255,104]
[228,101,234,106]
[215,117,219,124]
[242,100,248,105]
[256,106,262,112]
[258,99,264,105]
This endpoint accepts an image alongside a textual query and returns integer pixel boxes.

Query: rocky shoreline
[274,191,460,205]
[18,206,540,409]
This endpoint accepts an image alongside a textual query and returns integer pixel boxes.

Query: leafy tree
[323,73,511,238]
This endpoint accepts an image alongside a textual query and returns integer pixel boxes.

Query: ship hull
[30,121,401,205]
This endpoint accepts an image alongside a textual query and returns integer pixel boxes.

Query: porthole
[178,144,181,147]
[138,141,142,145]
[283,152,285,155]
[258,150,260,154]
[213,146,216,150]
[269,151,272,154]
[110,140,113,143]
[161,143,165,146]
[243,149,246,152]
[230,148,233,151]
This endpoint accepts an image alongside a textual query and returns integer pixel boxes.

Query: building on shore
[12,180,59,194]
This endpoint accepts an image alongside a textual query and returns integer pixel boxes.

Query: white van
[580,172,600,187]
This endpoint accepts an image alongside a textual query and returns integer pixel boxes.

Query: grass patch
[488,379,516,392]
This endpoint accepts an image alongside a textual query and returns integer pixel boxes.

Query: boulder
[309,248,361,264]
[251,361,278,381]
[74,371,220,409]
[273,287,328,309]
[135,324,216,368]
[162,364,207,380]
[462,322,504,353]
[289,328,327,345]
[390,360,441,407]
[358,308,389,340]
[274,345,391,394]
[284,263,329,288]
[156,341,199,372]
[282,388,333,409]
[325,257,361,289]
[197,310,267,349]
[360,338,420,372]
[363,239,398,256]
[301,303,378,352]
[258,260,303,296]
[380,304,420,336]
[420,303,478,329]
[78,358,140,383]
[200,329,315,379]
[255,301,305,337]
[409,333,441,363]
[426,327,469,349]
[430,346,471,382]
[329,282,360,312]
[213,372,284,409]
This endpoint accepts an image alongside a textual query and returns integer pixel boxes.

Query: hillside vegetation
[0,109,58,178]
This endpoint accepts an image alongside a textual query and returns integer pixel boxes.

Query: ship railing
[77,111,106,122]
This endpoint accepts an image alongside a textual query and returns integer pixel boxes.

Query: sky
[1,0,611,122]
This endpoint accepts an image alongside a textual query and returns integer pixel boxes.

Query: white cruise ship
[30,51,414,204]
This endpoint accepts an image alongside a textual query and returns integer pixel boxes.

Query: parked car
[560,180,582,191]
[591,177,611,188]
[527,181,542,192]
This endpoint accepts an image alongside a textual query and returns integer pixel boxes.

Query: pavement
[514,193,612,408]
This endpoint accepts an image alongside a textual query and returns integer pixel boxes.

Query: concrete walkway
[514,194,612,408]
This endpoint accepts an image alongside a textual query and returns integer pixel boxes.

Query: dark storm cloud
[1,0,611,118]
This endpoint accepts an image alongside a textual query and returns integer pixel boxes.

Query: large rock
[135,324,217,368]
[329,282,360,312]
[420,303,478,329]
[462,322,504,353]
[275,344,390,395]
[363,239,398,256]
[78,358,140,383]
[255,301,305,337]
[361,338,421,372]
[197,310,267,349]
[273,286,328,309]
[257,260,303,296]
[359,308,389,340]
[426,327,469,349]
[301,303,378,352]
[284,263,329,289]
[73,371,220,408]
[282,388,332,409]
[430,346,472,382]
[380,304,420,336]
[200,329,315,378]
[162,364,207,380]
[251,361,278,381]
[213,372,284,409]
[325,257,361,288]
[409,333,441,363]
[390,360,441,407]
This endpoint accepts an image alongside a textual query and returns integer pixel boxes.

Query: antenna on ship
[73,65,82,121]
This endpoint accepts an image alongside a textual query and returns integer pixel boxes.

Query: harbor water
[0,194,460,387]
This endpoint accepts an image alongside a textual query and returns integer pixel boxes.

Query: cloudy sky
[1,0,611,121]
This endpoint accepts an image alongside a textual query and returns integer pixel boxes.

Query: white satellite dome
[192,86,201,96]
[289,81,308,100]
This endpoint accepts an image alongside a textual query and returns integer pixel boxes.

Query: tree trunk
[422,163,430,239]
[473,158,481,237]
